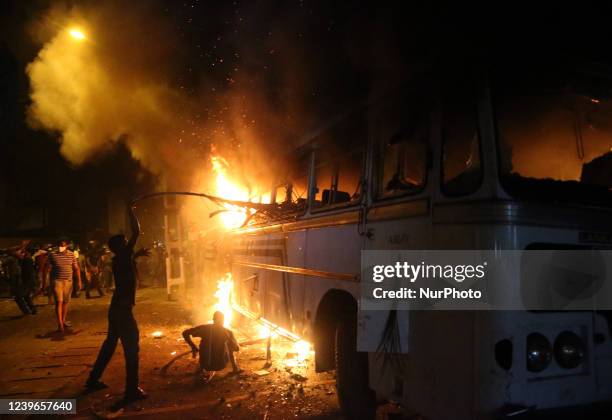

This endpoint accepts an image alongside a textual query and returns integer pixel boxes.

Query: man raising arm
[86,206,149,408]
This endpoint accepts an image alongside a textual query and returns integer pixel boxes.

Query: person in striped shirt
[45,238,82,332]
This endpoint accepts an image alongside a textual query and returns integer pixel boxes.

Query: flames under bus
[219,59,612,419]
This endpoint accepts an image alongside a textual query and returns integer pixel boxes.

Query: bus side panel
[285,230,307,336]
[232,235,263,316]
[304,223,362,275]
[358,215,431,353]
[303,223,363,322]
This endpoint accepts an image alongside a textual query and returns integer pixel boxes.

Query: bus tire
[335,315,376,420]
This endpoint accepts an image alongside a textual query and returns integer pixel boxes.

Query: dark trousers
[11,277,35,314]
[88,305,139,394]
[15,295,34,314]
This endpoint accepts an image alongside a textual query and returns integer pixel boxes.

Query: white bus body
[221,64,612,419]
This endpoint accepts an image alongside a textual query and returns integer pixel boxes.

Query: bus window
[442,86,482,196]
[313,158,337,205]
[287,154,310,210]
[493,62,612,206]
[381,131,427,196]
[378,92,430,198]
[274,184,288,204]
[312,115,366,209]
[338,152,363,202]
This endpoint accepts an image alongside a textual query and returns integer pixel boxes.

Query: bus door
[234,156,311,332]
[358,84,434,354]
[303,109,369,325]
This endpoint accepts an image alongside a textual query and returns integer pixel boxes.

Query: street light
[68,28,86,41]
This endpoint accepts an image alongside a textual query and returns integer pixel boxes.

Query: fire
[210,154,249,228]
[293,340,312,361]
[214,273,234,327]
[284,339,313,367]
[209,146,270,229]
[257,324,279,339]
[231,303,313,365]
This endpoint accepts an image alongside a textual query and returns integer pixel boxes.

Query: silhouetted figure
[85,206,149,408]
[17,245,37,315]
[33,247,50,301]
[85,242,105,298]
[6,244,32,315]
[182,311,240,382]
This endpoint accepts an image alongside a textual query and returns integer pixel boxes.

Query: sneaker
[111,388,148,410]
[85,380,108,391]
[124,387,148,402]
[198,371,216,383]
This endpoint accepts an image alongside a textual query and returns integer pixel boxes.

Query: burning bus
[186,58,612,419]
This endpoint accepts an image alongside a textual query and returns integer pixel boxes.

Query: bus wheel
[335,314,376,420]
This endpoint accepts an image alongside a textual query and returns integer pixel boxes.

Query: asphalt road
[3,287,611,419]
[0,287,344,419]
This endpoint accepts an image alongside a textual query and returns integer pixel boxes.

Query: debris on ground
[254,369,270,376]
[0,288,341,419]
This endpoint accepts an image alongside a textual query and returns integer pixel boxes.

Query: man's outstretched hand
[134,248,151,258]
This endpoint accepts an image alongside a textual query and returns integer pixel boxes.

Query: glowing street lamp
[68,28,86,41]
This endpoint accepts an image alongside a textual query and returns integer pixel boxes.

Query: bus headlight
[526,333,552,372]
[554,331,584,369]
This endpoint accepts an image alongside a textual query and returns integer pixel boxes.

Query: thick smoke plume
[26,2,194,179]
[25,1,296,191]
[25,1,422,197]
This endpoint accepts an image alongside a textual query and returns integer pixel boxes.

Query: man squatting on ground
[85,205,150,406]
[183,311,241,381]
[46,239,82,332]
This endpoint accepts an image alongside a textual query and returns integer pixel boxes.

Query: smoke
[24,1,425,195]
[26,2,201,184]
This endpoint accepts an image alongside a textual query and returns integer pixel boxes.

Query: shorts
[53,280,73,303]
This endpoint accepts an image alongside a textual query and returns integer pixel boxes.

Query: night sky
[1,1,612,240]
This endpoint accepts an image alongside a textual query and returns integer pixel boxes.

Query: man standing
[46,238,81,332]
[6,248,28,315]
[182,311,241,382]
[100,248,114,292]
[85,242,105,298]
[17,244,37,315]
[85,206,149,407]
[34,246,51,304]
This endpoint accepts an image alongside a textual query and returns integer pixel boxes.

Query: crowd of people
[0,219,239,412]
[0,239,116,317]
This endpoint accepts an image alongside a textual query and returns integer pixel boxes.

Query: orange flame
[210,146,270,229]
[214,273,234,327]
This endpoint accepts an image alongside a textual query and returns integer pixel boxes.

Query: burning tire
[335,313,376,420]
